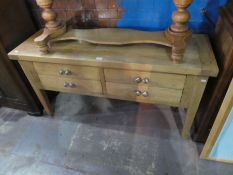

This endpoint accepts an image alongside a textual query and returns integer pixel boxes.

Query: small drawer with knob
[106,82,183,105]
[34,62,100,80]
[38,75,102,94]
[104,69,186,89]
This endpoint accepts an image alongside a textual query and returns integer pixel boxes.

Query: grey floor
[0,93,233,175]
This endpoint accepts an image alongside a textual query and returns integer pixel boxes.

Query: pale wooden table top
[9,29,218,77]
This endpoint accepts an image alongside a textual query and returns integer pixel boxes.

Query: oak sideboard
[9,29,218,139]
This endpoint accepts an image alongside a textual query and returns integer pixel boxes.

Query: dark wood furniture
[0,0,41,113]
[192,0,233,143]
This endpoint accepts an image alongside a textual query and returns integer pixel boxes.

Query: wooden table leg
[182,76,208,139]
[166,0,193,63]
[19,61,54,116]
[34,0,66,53]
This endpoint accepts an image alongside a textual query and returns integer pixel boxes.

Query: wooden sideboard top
[9,29,218,77]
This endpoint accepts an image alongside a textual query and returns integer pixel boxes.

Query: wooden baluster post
[166,0,193,63]
[34,0,66,53]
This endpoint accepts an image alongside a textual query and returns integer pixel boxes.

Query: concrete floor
[0,93,233,175]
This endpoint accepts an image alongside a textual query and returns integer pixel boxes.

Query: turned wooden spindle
[34,0,66,53]
[166,0,193,63]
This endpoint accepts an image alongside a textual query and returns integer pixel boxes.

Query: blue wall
[117,0,227,34]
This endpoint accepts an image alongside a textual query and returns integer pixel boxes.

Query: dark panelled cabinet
[192,0,233,143]
[0,0,41,113]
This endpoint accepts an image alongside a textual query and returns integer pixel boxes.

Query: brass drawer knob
[135,90,142,96]
[142,78,150,84]
[64,82,75,88]
[142,91,149,97]
[134,77,142,83]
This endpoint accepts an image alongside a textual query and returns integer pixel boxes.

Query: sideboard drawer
[39,75,102,94]
[34,62,100,80]
[106,82,182,105]
[104,69,186,89]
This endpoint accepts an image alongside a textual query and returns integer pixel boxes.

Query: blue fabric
[117,0,228,34]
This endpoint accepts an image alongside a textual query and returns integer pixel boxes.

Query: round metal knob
[135,90,141,96]
[142,91,149,97]
[64,82,75,88]
[142,78,150,84]
[64,70,72,75]
[68,82,75,88]
[59,69,65,75]
[134,77,142,83]
[64,82,69,87]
